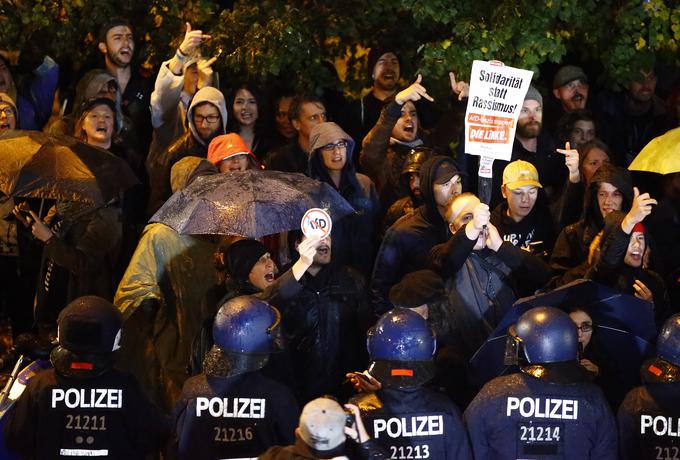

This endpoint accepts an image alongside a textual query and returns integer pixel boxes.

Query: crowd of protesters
[1,16,680,459]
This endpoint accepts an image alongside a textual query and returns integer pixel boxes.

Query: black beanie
[389,270,445,309]
[224,239,269,284]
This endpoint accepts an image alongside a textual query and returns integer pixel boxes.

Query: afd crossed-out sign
[464,60,534,164]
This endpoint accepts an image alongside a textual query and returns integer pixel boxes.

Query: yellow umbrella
[629,127,680,175]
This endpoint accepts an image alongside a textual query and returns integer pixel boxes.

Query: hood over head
[73,70,122,132]
[583,163,633,238]
[187,86,228,147]
[170,156,217,193]
[308,122,361,193]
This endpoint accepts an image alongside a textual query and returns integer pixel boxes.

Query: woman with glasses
[307,121,380,279]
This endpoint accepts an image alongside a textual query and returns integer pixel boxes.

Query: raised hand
[622,187,657,233]
[556,141,580,183]
[395,74,434,105]
[179,22,211,56]
[449,71,469,101]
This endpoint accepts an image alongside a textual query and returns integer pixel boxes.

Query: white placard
[464,60,534,161]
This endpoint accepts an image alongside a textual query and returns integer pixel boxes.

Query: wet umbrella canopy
[469,279,657,388]
[151,170,355,238]
[0,130,138,204]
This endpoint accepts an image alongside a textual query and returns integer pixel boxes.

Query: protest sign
[301,208,332,238]
[464,60,534,162]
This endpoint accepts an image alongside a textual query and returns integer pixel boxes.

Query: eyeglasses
[575,322,593,333]
[321,140,348,152]
[0,108,15,117]
[194,114,220,124]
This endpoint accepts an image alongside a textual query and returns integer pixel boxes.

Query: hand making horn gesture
[395,74,434,105]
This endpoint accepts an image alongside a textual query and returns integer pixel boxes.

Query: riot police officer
[4,296,169,459]
[618,313,680,460]
[464,306,617,459]
[170,295,298,459]
[351,307,472,460]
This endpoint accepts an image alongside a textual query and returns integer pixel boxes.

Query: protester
[97,18,153,154]
[4,296,169,459]
[147,85,228,214]
[0,50,58,130]
[544,65,590,135]
[228,83,271,160]
[189,236,324,375]
[556,108,597,150]
[587,209,671,327]
[114,157,217,410]
[266,94,327,173]
[550,163,634,284]
[207,133,261,172]
[0,92,17,132]
[170,296,299,459]
[14,196,122,338]
[350,308,473,460]
[338,47,402,147]
[278,231,370,404]
[148,22,216,163]
[596,68,666,165]
[308,121,380,278]
[370,155,462,315]
[618,314,680,460]
[490,160,556,258]
[270,92,296,149]
[464,306,617,460]
[460,86,563,207]
[383,147,435,230]
[359,75,433,209]
[430,193,553,358]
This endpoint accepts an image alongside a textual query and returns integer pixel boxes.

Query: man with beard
[338,47,402,148]
[543,65,591,137]
[461,87,562,207]
[147,86,228,214]
[97,19,152,154]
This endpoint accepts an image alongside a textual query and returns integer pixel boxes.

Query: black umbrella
[150,170,356,238]
[0,130,138,204]
[469,279,657,388]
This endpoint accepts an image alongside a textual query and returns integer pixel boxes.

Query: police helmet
[642,314,680,383]
[367,308,436,389]
[506,306,591,383]
[212,296,282,354]
[51,296,122,378]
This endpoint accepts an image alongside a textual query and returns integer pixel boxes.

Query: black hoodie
[369,156,454,315]
[551,164,633,282]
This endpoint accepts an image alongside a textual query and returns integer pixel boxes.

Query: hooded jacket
[586,211,670,327]
[369,156,453,315]
[360,100,425,211]
[45,70,123,136]
[308,122,380,278]
[114,157,219,410]
[147,86,228,215]
[550,164,633,283]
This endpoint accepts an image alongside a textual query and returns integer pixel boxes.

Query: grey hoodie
[186,86,228,147]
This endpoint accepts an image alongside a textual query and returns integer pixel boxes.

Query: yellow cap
[502,160,542,190]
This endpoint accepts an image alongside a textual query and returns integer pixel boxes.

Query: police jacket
[352,387,473,460]
[618,382,680,460]
[277,264,371,403]
[370,157,451,316]
[429,227,553,359]
[170,371,298,460]
[4,367,169,459]
[464,372,617,460]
